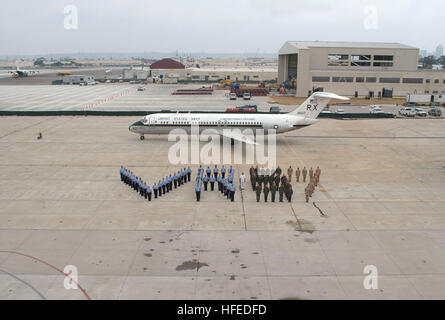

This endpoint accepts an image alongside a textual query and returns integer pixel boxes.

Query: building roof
[150,58,185,69]
[188,67,277,73]
[279,41,418,55]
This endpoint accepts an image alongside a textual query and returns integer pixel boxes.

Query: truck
[62,75,94,85]
[406,94,433,105]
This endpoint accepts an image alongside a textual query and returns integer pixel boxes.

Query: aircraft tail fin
[289,92,349,119]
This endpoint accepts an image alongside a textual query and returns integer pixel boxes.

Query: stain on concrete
[230,275,236,280]
[298,219,316,234]
[144,253,152,257]
[304,238,318,243]
[287,220,315,233]
[144,237,152,241]
[252,252,259,255]
[231,249,240,254]
[175,259,209,271]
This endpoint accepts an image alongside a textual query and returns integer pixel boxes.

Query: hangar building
[278,41,445,98]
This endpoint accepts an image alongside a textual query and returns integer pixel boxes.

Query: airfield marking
[0,250,91,300]
[0,267,47,300]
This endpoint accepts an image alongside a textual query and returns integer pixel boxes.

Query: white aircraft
[129,92,349,144]
[8,66,39,78]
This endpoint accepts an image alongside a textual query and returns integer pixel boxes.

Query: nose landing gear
[140,135,145,141]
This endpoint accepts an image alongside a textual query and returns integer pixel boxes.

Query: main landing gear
[140,135,145,141]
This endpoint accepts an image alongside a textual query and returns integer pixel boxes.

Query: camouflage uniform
[263,185,270,202]
[286,185,293,202]
[270,183,277,203]
[256,184,262,202]
[279,184,285,202]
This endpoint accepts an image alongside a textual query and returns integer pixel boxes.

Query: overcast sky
[0,0,443,56]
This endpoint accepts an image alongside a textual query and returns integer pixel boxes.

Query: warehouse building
[144,58,277,84]
[278,41,445,98]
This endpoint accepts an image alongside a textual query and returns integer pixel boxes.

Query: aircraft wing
[220,130,258,145]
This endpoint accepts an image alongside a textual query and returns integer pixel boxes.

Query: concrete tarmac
[0,116,445,299]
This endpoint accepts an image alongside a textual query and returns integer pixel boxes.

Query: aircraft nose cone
[129,121,143,132]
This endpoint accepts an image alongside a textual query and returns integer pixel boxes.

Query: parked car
[229,93,237,100]
[243,93,251,100]
[399,107,416,117]
[428,108,442,117]
[137,86,146,91]
[415,108,427,117]
[321,107,332,114]
[336,109,345,114]
[370,106,384,114]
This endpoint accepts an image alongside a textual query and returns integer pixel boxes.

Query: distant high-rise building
[435,44,444,58]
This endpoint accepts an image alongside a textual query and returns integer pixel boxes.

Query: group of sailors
[195,165,236,202]
[249,165,322,203]
[305,167,322,202]
[152,167,192,198]
[120,166,192,201]
[249,166,294,203]
[120,167,152,201]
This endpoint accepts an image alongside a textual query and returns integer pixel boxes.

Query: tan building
[278,41,445,98]
[145,58,277,83]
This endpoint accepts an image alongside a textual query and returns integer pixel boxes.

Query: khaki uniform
[309,168,314,180]
[296,168,301,183]
[302,168,308,182]
[287,167,293,182]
